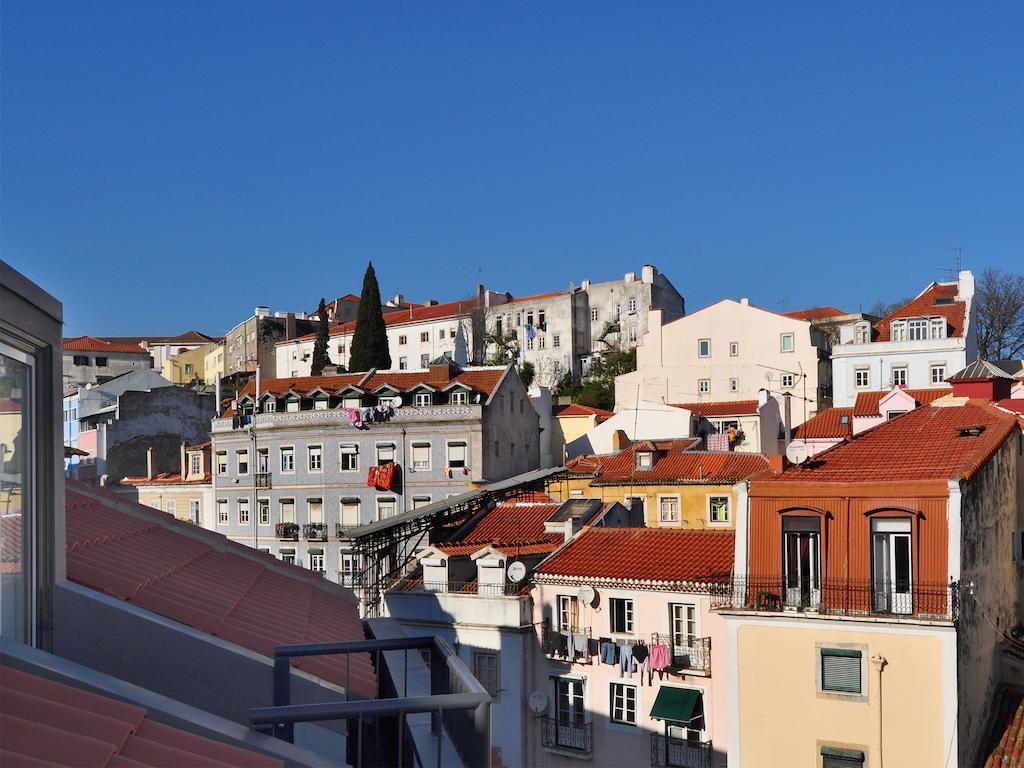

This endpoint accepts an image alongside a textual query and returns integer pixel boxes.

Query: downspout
[871,655,888,768]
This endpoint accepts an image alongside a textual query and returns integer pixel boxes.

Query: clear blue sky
[3,1,1021,337]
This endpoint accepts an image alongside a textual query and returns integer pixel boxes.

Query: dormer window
[342,395,361,409]
[891,320,907,341]
[285,396,300,413]
[929,317,946,339]
[450,390,469,406]
[636,451,653,470]
[263,399,277,413]
[907,318,928,341]
[415,392,433,407]
[313,396,329,410]
[854,323,870,344]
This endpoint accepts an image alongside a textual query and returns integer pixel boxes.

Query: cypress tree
[310,298,331,376]
[348,262,392,372]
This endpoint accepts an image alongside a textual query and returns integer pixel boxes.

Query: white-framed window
[398,356,408,370]
[636,451,653,469]
[450,390,468,405]
[238,498,250,525]
[908,318,928,341]
[217,499,228,524]
[412,495,432,509]
[591,308,599,322]
[309,549,324,572]
[412,442,431,471]
[340,550,358,586]
[553,334,561,348]
[340,443,359,472]
[670,603,698,649]
[398,335,407,345]
[420,332,429,342]
[190,454,201,476]
[854,368,870,388]
[729,378,738,392]
[707,495,730,525]
[340,498,360,527]
[658,495,680,524]
[189,499,201,524]
[447,441,467,469]
[216,452,228,475]
[420,354,430,367]
[377,497,397,519]
[854,323,870,344]
[729,341,739,356]
[609,598,634,634]
[891,320,907,342]
[929,317,946,339]
[526,337,534,350]
[780,333,795,353]
[538,336,547,349]
[280,498,295,523]
[376,443,395,464]
[285,397,300,413]
[280,548,296,565]
[698,379,710,394]
[781,373,795,388]
[554,677,586,733]
[627,297,637,313]
[930,364,946,384]
[473,652,500,698]
[891,366,908,387]
[343,395,361,409]
[280,446,294,472]
[166,499,176,517]
[258,498,270,525]
[610,682,637,726]
[313,398,328,411]
[308,445,323,472]
[698,339,711,357]
[236,449,249,475]
[627,326,637,343]
[307,497,323,523]
[557,595,579,632]
[415,392,432,407]
[818,647,864,696]
[257,448,269,473]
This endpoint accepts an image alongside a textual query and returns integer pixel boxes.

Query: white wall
[831,341,967,407]
[565,400,693,457]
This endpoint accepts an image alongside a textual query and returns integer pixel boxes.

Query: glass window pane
[0,347,32,643]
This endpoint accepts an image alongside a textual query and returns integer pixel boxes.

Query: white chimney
[740,298,750,306]
[146,447,154,480]
[625,272,636,282]
[581,279,590,291]
[956,270,975,301]
[254,306,270,318]
[180,442,186,478]
[641,265,656,284]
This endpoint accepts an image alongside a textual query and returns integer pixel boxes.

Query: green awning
[649,687,701,723]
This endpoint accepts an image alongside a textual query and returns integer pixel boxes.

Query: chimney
[625,272,636,282]
[768,454,785,475]
[641,265,656,284]
[428,358,457,386]
[180,442,186,478]
[285,313,296,340]
[956,270,975,301]
[611,429,631,451]
[254,306,270,319]
[740,298,750,306]
[581,279,590,291]
[146,447,154,480]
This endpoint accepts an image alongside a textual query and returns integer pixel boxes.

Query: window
[854,368,870,388]
[438,329,445,340]
[698,379,710,394]
[184,363,193,375]
[526,310,534,327]
[376,443,395,464]
[420,354,430,367]
[820,648,863,694]
[447,441,467,468]
[189,499,201,525]
[591,308,599,322]
[280,498,295,523]
[729,341,739,356]
[610,683,637,726]
[340,444,359,471]
[929,317,945,339]
[609,598,634,634]
[398,335,407,345]
[238,499,250,525]
[930,364,946,384]
[308,445,322,472]
[236,449,249,475]
[554,678,586,740]
[854,323,870,344]
[553,334,561,348]
[628,326,637,343]
[412,495,431,509]
[907,318,928,341]
[698,339,711,358]
[263,399,276,413]
[309,549,324,572]
[257,448,269,473]
[450,390,468,405]
[217,500,228,524]
[415,392,432,407]
[340,498,360,527]
[538,336,546,349]
[420,332,429,342]
[729,378,738,392]
[821,746,866,768]
[190,454,201,476]
[871,518,912,614]
[526,337,534,350]
[73,354,89,365]
[708,495,730,524]
[307,498,323,523]
[96,356,108,367]
[670,603,697,651]
[891,366,908,387]
[557,595,579,631]
[780,333,795,352]
[784,516,821,609]
[258,498,270,525]
[313,398,328,410]
[340,550,358,586]
[412,442,431,470]
[636,451,653,469]
[280,548,295,565]
[398,356,408,370]
[286,398,299,413]
[473,652,500,698]
[627,297,637,314]
[891,320,906,341]
[216,452,228,475]
[166,499,176,517]
[659,496,680,524]
[377,497,397,519]
[781,373,795,388]
[280,447,294,472]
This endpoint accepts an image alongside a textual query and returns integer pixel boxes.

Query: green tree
[574,347,636,410]
[518,361,535,389]
[310,298,331,376]
[348,262,392,372]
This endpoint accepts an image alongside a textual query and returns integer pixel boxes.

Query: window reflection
[0,347,32,642]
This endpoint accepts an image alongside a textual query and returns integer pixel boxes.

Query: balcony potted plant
[275,522,299,540]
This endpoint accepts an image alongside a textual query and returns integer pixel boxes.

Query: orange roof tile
[984,689,1023,768]
[783,306,847,321]
[672,400,760,417]
[565,440,769,485]
[295,299,480,340]
[852,387,952,417]
[236,368,507,401]
[503,289,568,305]
[64,479,374,697]
[552,403,614,421]
[792,407,855,439]
[0,665,283,767]
[873,283,967,341]
[535,528,734,584]
[774,401,1019,483]
[120,472,211,486]
[64,336,150,355]
[439,494,563,557]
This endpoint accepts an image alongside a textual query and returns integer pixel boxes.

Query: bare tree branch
[976,268,1024,360]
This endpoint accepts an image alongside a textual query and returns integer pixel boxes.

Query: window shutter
[821,746,865,768]
[821,650,861,693]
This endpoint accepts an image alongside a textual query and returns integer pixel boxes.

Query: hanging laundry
[619,644,636,677]
[649,643,671,671]
[557,632,569,659]
[600,641,618,665]
[525,324,537,341]
[570,633,588,660]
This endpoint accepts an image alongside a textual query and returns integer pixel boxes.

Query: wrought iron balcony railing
[388,578,522,598]
[275,522,299,541]
[650,633,711,674]
[540,717,592,755]
[303,522,328,541]
[651,734,711,768]
[255,471,272,489]
[711,575,958,621]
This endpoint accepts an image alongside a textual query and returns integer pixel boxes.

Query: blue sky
[3,1,1021,336]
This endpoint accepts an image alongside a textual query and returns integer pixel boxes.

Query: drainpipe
[871,655,888,768]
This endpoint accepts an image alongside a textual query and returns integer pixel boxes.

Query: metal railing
[388,578,522,597]
[249,635,491,768]
[275,522,299,540]
[651,633,711,674]
[711,575,958,621]
[303,522,329,541]
[651,735,712,768]
[540,717,592,755]
[255,471,272,489]
[540,625,592,663]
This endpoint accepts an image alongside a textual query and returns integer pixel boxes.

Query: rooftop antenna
[939,247,964,281]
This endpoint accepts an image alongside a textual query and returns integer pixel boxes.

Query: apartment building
[716,387,1023,767]
[62,336,153,387]
[617,298,832,426]
[530,527,734,768]
[224,306,321,379]
[98,329,221,371]
[209,359,540,582]
[162,341,220,384]
[119,441,214,525]
[831,271,977,406]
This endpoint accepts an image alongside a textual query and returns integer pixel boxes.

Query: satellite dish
[392,395,403,408]
[578,584,596,606]
[507,561,527,583]
[786,440,810,465]
[764,372,774,382]
[528,690,548,714]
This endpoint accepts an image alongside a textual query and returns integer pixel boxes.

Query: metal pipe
[871,655,887,768]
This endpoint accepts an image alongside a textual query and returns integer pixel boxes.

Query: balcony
[540,625,592,663]
[275,522,299,541]
[303,522,328,541]
[651,735,711,768]
[390,578,521,597]
[385,579,530,630]
[711,575,958,622]
[540,717,592,757]
[255,471,272,489]
[651,634,711,675]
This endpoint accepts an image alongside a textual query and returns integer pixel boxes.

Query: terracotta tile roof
[552,403,614,421]
[997,398,1024,415]
[784,306,847,321]
[64,479,374,697]
[296,299,479,340]
[64,336,150,355]
[984,689,1024,768]
[120,472,211,486]
[775,400,1019,483]
[535,528,735,584]
[672,400,760,417]
[873,282,967,341]
[436,493,563,556]
[503,289,568,305]
[0,665,283,767]
[237,367,507,400]
[565,440,769,485]
[793,407,855,439]
[852,387,952,416]
[100,331,220,345]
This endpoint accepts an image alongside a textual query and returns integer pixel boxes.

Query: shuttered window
[820,649,862,694]
[821,746,865,768]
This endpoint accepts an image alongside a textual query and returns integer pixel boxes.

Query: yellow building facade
[203,343,225,385]
[163,343,218,384]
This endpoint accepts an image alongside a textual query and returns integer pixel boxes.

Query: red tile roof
[236,367,507,401]
[64,336,150,355]
[873,283,967,341]
[65,479,375,697]
[852,387,952,417]
[100,331,220,345]
[503,289,568,305]
[0,665,283,767]
[535,528,735,585]
[552,403,614,421]
[784,306,847,322]
[672,400,760,417]
[120,472,211,486]
[775,401,1019,483]
[565,440,770,485]
[984,689,1023,768]
[792,407,855,439]
[438,493,563,556]
[296,299,479,340]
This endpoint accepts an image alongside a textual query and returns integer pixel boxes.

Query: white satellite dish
[786,440,810,465]
[764,371,774,382]
[392,394,403,408]
[528,690,548,714]
[577,584,596,606]
[507,561,527,583]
